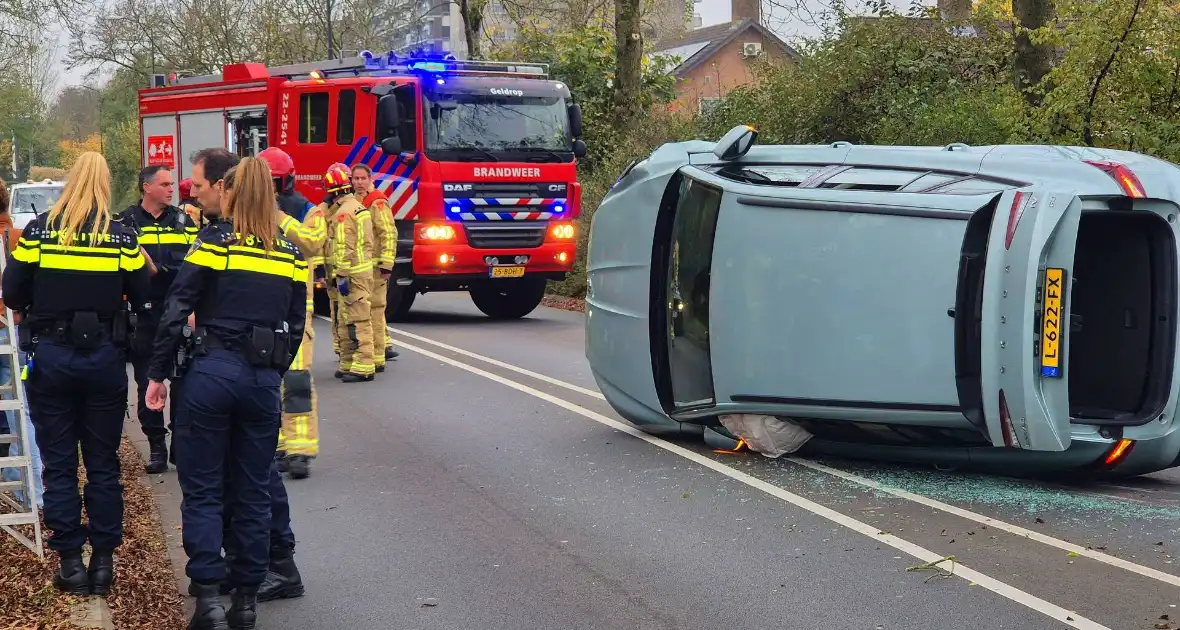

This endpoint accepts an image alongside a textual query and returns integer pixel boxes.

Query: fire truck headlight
[549,222,575,240]
[418,224,457,241]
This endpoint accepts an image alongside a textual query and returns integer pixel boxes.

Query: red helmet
[178,178,193,200]
[258,147,296,195]
[323,162,352,195]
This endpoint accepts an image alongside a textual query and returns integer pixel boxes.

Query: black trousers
[27,341,127,552]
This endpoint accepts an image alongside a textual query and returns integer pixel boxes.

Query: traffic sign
[146,135,176,169]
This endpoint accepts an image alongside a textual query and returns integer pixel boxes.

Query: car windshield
[423,92,569,155]
[11,186,63,215]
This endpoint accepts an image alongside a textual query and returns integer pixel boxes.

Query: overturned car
[585,125,1180,477]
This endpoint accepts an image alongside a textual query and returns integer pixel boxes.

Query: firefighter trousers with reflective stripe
[279,325,318,457]
[327,285,341,356]
[334,272,375,376]
[371,272,388,367]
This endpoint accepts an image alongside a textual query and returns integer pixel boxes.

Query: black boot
[376,364,385,373]
[227,586,259,630]
[287,456,310,480]
[334,370,344,379]
[188,583,229,630]
[87,549,115,596]
[276,451,289,474]
[169,435,176,466]
[188,580,234,597]
[385,347,399,360]
[257,546,305,602]
[53,550,90,595]
[340,373,374,383]
[146,437,168,474]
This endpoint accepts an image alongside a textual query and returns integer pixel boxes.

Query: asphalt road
[235,293,1180,630]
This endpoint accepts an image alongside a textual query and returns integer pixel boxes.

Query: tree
[1011,0,1057,105]
[613,0,643,128]
[459,0,488,58]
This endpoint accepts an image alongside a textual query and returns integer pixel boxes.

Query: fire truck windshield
[423,92,570,160]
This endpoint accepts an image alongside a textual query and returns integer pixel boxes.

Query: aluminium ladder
[0,233,43,557]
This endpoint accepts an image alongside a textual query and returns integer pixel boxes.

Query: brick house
[651,0,799,115]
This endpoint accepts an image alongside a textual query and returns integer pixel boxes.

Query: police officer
[323,163,376,382]
[117,165,199,473]
[146,155,306,629]
[178,148,306,607]
[259,148,326,479]
[1,151,151,595]
[350,163,398,369]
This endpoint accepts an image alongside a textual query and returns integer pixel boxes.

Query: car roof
[677,140,1180,201]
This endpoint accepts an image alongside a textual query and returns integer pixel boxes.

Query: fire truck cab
[138,51,586,320]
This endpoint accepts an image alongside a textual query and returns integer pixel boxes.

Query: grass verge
[0,436,187,630]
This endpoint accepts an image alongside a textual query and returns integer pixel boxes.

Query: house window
[698,97,723,116]
[299,92,329,144]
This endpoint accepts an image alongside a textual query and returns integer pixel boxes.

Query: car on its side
[585,125,1180,478]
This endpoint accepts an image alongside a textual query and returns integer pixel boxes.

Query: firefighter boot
[146,436,168,474]
[276,450,290,474]
[53,550,90,595]
[257,546,305,602]
[287,455,311,479]
[88,549,115,596]
[189,583,230,630]
[385,347,399,360]
[227,586,259,630]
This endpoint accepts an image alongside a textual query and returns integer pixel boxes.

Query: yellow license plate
[489,266,525,278]
[1040,267,1065,378]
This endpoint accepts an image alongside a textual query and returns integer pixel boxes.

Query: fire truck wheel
[387,285,417,322]
[469,278,547,320]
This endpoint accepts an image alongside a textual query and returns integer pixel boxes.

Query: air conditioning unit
[741,42,763,58]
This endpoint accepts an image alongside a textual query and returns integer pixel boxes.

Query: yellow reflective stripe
[333,216,348,270]
[121,249,146,271]
[308,255,325,266]
[12,242,39,263]
[186,245,228,271]
[140,233,192,245]
[356,210,370,266]
[41,251,120,272]
[372,202,397,264]
[229,245,295,260]
[339,261,374,274]
[292,259,308,282]
[185,226,200,234]
[226,253,297,278]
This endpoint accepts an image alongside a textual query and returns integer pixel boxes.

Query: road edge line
[387,334,1109,630]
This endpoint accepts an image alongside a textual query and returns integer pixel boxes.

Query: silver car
[585,125,1180,477]
[7,181,64,231]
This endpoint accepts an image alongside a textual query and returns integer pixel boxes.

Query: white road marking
[375,328,1107,630]
[375,320,1180,591]
[387,326,607,401]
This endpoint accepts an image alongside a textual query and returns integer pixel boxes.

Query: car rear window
[10,186,63,214]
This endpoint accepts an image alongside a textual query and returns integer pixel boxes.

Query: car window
[10,186,63,215]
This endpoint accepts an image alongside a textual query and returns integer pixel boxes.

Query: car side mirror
[377,95,400,138]
[568,103,583,138]
[381,136,403,156]
[572,139,587,158]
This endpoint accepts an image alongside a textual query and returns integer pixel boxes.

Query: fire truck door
[178,111,228,180]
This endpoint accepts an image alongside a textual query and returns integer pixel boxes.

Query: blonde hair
[224,157,279,251]
[47,152,112,248]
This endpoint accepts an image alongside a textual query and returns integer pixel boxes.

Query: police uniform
[148,219,306,628]
[116,202,198,472]
[360,189,397,371]
[326,181,376,381]
[276,192,327,474]
[1,214,150,596]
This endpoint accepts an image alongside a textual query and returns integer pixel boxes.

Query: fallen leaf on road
[681,493,690,499]
[1035,517,1045,524]
[422,598,439,607]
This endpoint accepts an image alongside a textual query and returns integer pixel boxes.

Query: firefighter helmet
[178,178,193,201]
[323,162,352,195]
[259,147,296,195]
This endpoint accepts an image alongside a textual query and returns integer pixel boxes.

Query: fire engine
[137,50,587,320]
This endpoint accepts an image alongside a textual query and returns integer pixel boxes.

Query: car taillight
[1084,160,1146,198]
[1004,191,1031,250]
[998,390,1019,448]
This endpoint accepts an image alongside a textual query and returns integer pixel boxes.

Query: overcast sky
[48,0,912,93]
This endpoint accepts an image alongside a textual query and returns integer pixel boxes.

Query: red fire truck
[138,51,587,320]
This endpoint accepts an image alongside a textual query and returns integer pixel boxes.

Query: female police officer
[144,157,307,630]
[1,151,151,595]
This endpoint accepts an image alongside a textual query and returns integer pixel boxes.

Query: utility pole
[327,0,336,60]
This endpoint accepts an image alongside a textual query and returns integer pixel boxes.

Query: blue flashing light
[553,204,565,214]
[410,61,449,73]
[449,206,461,214]
[436,77,445,85]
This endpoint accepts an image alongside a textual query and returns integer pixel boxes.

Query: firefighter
[117,165,199,474]
[324,163,376,382]
[350,163,398,370]
[144,156,306,630]
[179,178,202,226]
[260,147,326,479]
[1,152,152,596]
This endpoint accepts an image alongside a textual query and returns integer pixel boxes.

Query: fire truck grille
[464,222,547,249]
